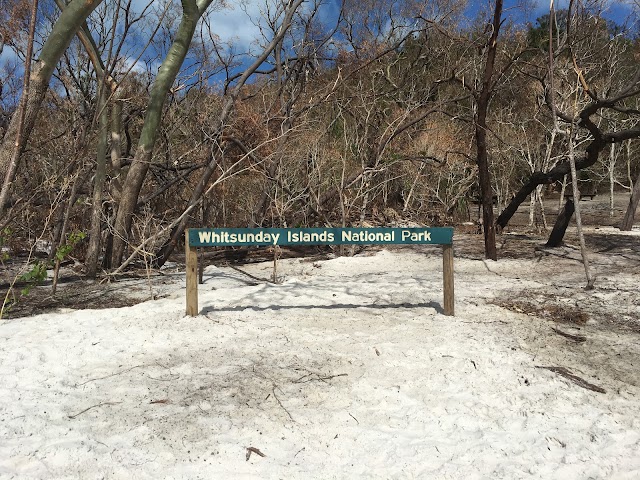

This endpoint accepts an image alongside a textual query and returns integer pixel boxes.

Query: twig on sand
[536,366,606,393]
[552,328,587,343]
[68,401,121,419]
[246,447,266,461]
[76,364,147,387]
[294,372,348,383]
[271,386,294,421]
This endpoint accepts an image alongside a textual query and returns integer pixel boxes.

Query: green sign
[188,227,453,247]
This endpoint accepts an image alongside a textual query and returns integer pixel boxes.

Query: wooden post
[442,244,454,316]
[185,229,198,316]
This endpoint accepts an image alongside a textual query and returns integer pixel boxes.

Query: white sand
[1,237,639,479]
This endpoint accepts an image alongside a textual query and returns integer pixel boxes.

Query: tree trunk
[536,186,548,230]
[109,0,303,268]
[559,175,567,209]
[546,198,574,247]
[497,133,607,230]
[528,191,536,226]
[52,171,82,294]
[620,168,640,231]
[0,0,39,217]
[473,0,502,261]
[627,140,633,190]
[85,87,109,277]
[609,143,615,217]
[0,0,104,213]
[141,0,306,267]
[110,0,203,266]
[567,128,595,289]
[253,158,281,226]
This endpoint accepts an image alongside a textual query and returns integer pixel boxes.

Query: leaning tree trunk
[620,168,640,231]
[497,135,607,230]
[110,0,207,266]
[546,198,574,247]
[154,153,220,266]
[609,143,615,217]
[0,0,39,217]
[0,0,104,214]
[566,127,595,289]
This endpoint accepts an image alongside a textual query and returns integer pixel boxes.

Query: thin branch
[68,402,122,419]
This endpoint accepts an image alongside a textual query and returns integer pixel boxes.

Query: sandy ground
[0,219,639,479]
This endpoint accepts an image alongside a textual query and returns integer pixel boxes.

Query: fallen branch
[536,366,606,393]
[552,328,587,343]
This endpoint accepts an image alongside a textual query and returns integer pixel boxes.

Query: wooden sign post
[185,231,199,317]
[442,244,454,316]
[186,227,454,316]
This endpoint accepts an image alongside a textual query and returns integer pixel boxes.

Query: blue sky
[462,0,638,27]
[1,0,637,108]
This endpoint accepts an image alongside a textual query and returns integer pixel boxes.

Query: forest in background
[0,0,639,291]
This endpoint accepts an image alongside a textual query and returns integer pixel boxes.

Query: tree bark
[154,153,219,266]
[567,127,595,289]
[0,0,39,217]
[546,198,574,247]
[609,143,615,217]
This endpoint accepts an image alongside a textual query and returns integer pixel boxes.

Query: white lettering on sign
[287,231,335,243]
[194,228,446,246]
[401,230,431,242]
[199,230,281,245]
[341,231,394,242]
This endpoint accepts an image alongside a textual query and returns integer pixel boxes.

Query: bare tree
[496,8,640,232]
[471,0,505,260]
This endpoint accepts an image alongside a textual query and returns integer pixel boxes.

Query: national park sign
[185,227,455,317]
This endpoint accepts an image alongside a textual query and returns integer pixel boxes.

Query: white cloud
[201,0,342,53]
[203,0,271,52]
